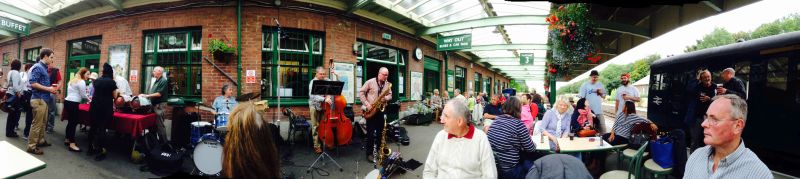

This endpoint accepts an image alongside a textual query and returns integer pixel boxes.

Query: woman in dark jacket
[570,98,600,136]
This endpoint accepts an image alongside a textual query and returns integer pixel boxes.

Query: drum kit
[187,106,230,176]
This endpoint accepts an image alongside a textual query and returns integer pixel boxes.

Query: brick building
[0,1,511,119]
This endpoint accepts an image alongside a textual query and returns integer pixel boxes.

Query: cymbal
[197,105,216,113]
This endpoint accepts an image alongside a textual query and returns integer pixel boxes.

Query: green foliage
[208,39,236,54]
[685,28,735,52]
[510,80,529,93]
[607,89,617,102]
[685,14,800,52]
[751,14,800,39]
[557,54,658,96]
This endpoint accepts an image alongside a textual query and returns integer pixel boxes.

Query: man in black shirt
[88,63,118,161]
[690,70,716,152]
[482,94,503,131]
[717,68,747,99]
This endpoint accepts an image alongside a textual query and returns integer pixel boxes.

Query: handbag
[651,136,674,168]
[629,122,656,149]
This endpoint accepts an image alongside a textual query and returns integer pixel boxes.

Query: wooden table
[0,141,46,178]
[531,135,621,153]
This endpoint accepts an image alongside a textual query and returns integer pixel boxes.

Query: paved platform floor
[11,110,785,179]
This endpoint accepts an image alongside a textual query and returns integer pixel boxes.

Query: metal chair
[284,108,311,146]
[643,159,672,179]
[600,141,649,179]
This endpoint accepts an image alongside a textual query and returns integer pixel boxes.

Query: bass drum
[193,135,223,176]
[130,96,154,114]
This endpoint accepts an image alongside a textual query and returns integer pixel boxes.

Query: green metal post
[236,0,243,95]
[17,34,22,59]
[549,74,556,105]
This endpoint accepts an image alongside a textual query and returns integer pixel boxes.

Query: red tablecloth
[72,104,157,139]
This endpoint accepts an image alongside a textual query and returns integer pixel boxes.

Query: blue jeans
[501,159,534,179]
[46,96,56,131]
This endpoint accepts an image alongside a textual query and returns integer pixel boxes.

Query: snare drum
[215,113,230,132]
[190,121,213,146]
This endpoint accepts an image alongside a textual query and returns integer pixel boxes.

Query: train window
[735,61,751,98]
[766,57,789,91]
[796,63,799,104]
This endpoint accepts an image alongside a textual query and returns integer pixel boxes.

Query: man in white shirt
[578,70,607,133]
[452,89,466,103]
[114,75,133,102]
[615,73,640,114]
[424,99,497,179]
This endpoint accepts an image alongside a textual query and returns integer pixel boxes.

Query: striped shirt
[487,114,536,172]
[612,112,652,139]
[685,141,772,179]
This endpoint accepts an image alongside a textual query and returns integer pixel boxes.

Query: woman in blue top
[536,95,573,151]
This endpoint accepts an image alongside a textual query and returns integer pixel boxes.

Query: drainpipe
[236,0,243,95]
[17,34,22,59]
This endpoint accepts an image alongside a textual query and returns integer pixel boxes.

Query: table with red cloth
[68,104,157,139]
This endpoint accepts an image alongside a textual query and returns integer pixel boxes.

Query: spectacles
[702,115,738,126]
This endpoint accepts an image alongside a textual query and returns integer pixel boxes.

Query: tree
[629,54,660,83]
[751,14,800,39]
[685,28,735,52]
[510,80,529,93]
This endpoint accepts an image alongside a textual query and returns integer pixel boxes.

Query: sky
[527,0,800,93]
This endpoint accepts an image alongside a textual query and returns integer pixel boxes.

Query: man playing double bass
[359,67,392,163]
[309,66,332,154]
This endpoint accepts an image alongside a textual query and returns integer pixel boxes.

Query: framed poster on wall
[2,52,9,66]
[333,62,355,103]
[410,72,423,100]
[108,45,130,79]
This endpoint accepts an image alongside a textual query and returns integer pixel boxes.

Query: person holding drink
[578,70,607,133]
[689,69,716,152]
[615,73,640,115]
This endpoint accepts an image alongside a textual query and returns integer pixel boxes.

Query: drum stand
[307,122,344,173]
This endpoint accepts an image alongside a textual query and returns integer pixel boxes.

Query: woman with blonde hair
[536,95,574,152]
[222,96,280,178]
[63,67,90,152]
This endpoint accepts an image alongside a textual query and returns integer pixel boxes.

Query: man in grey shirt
[684,94,771,179]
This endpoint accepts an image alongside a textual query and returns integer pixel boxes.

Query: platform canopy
[372,0,551,81]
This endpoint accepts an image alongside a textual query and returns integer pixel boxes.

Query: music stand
[307,80,345,173]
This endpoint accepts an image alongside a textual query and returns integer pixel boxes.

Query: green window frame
[423,57,441,96]
[356,41,408,102]
[142,29,203,100]
[2,52,9,66]
[261,27,324,106]
[455,66,466,93]
[66,37,102,93]
[474,72,482,94]
[24,47,41,63]
[484,77,492,95]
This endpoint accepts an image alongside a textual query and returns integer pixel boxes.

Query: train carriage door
[745,52,798,174]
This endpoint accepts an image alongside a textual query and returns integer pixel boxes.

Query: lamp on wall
[274,0,282,6]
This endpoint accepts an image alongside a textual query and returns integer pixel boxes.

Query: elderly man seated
[684,94,771,179]
[423,99,497,179]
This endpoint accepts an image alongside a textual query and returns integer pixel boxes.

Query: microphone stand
[274,17,283,126]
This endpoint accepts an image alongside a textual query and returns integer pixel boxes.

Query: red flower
[208,33,212,38]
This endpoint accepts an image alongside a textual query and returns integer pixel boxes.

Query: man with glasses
[684,94,771,179]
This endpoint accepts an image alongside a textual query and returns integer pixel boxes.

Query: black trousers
[89,108,113,150]
[365,111,386,157]
[5,104,21,136]
[63,101,80,142]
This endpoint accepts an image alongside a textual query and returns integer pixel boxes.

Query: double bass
[318,59,353,148]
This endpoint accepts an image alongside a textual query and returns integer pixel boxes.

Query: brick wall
[0,5,510,120]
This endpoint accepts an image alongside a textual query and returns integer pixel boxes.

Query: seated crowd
[422,88,771,178]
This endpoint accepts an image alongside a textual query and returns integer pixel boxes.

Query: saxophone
[375,118,391,177]
[364,83,392,119]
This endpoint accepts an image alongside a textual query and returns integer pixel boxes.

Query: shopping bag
[651,136,674,168]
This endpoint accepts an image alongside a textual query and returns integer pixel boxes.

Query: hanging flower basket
[208,33,237,64]
[546,4,598,74]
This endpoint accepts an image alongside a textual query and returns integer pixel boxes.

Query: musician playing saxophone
[358,67,392,163]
